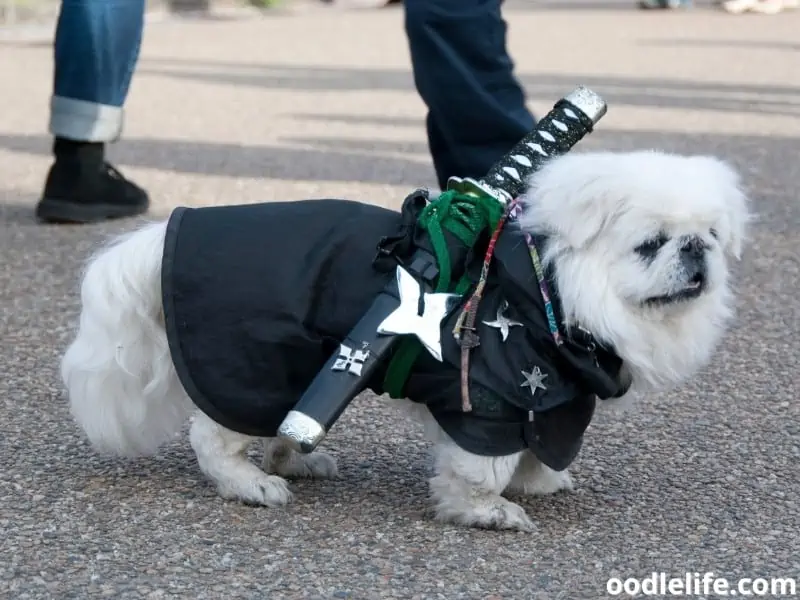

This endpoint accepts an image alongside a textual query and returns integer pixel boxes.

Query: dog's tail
[62,220,194,457]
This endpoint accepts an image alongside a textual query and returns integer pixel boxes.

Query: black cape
[161,193,630,471]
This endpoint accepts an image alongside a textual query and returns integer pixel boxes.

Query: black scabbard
[277,298,398,453]
[277,252,440,453]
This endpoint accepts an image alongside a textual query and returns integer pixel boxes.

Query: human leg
[404,0,535,190]
[37,0,149,223]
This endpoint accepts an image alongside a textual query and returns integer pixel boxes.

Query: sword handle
[448,86,607,202]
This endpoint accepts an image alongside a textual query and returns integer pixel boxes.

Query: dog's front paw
[434,493,536,532]
[217,473,293,508]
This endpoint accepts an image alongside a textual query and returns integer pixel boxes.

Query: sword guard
[446,176,512,205]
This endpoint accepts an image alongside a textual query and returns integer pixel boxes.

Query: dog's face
[518,150,749,391]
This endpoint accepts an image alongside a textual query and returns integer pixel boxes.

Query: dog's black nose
[680,236,707,259]
[680,236,708,290]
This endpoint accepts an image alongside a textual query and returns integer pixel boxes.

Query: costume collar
[493,226,630,401]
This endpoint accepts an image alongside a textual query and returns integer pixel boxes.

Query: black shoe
[36,139,149,224]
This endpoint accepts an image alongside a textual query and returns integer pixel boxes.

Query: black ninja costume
[161,190,630,472]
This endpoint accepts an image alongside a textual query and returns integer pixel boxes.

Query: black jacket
[161,193,630,471]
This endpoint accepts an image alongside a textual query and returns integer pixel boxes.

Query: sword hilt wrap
[277,86,608,454]
[447,86,607,203]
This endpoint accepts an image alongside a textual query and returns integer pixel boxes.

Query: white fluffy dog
[61,150,748,532]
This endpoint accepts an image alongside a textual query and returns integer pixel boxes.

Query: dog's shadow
[70,438,212,499]
[287,439,433,512]
[63,419,627,531]
[71,449,631,539]
[68,430,431,508]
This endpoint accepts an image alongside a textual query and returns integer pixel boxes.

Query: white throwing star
[482,299,523,342]
[376,265,462,362]
[521,366,548,397]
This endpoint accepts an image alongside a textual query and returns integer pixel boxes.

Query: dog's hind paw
[262,440,338,480]
[507,465,575,497]
[272,452,338,480]
[217,473,293,508]
[297,452,338,479]
[435,495,536,533]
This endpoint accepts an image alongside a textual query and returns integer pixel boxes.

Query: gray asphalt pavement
[1,2,799,599]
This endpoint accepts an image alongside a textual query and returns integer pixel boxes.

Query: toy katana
[276,86,608,454]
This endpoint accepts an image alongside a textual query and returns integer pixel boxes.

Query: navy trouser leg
[404,0,535,189]
[49,0,146,142]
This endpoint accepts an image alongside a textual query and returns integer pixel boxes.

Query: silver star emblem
[376,265,462,362]
[482,299,523,342]
[521,366,548,397]
[331,343,370,376]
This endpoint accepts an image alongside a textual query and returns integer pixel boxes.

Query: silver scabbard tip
[277,411,326,454]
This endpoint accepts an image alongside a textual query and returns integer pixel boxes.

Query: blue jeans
[50,0,146,143]
[404,0,535,189]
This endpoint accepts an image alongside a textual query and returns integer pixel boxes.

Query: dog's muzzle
[680,235,709,291]
[645,236,709,306]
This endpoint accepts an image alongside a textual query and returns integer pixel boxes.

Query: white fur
[62,222,194,457]
[517,150,749,392]
[60,150,749,532]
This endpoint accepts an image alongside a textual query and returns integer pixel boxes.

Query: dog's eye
[709,228,719,240]
[635,232,669,256]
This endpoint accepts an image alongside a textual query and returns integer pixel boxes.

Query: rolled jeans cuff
[49,96,123,142]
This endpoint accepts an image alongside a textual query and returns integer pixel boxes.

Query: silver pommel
[563,86,607,125]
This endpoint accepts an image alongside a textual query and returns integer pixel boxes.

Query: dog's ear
[694,156,751,260]
[516,154,625,249]
[720,185,749,261]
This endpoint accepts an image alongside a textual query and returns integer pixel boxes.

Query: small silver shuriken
[376,265,462,362]
[482,299,523,342]
[521,366,548,397]
[331,343,370,376]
